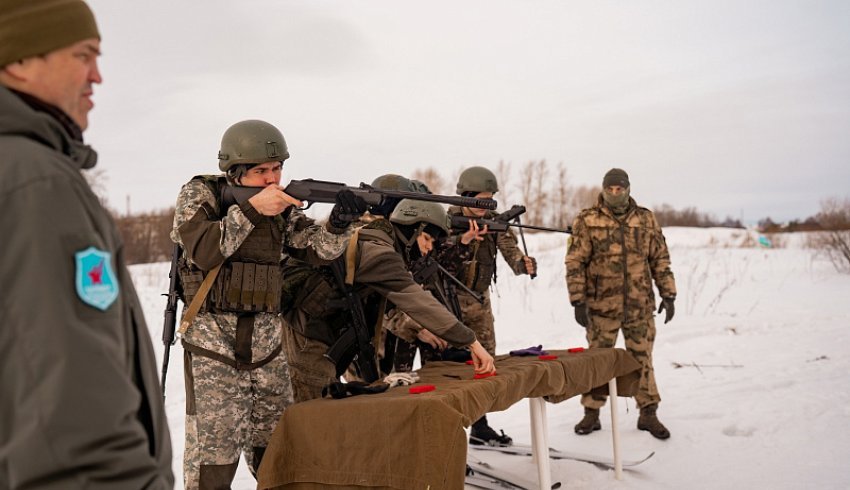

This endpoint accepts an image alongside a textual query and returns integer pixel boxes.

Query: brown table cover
[257,348,641,490]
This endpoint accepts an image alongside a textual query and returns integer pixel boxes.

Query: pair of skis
[465,439,655,489]
[466,456,561,490]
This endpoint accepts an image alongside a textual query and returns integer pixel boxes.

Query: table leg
[608,378,623,480]
[529,397,552,489]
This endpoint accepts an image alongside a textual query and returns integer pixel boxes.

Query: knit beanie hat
[0,0,99,68]
[602,168,630,188]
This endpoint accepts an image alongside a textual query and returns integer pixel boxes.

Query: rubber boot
[574,407,601,435]
[637,403,670,439]
[470,415,513,446]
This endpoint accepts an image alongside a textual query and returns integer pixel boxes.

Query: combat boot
[574,407,601,435]
[637,404,670,439]
[470,415,513,446]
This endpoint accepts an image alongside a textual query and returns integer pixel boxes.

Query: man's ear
[1,58,38,84]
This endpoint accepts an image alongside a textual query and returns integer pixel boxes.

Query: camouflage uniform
[444,206,529,356]
[565,194,676,409]
[172,176,349,489]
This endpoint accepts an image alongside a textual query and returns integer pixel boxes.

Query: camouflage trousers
[581,315,661,409]
[183,349,293,490]
[281,322,338,403]
[458,289,496,356]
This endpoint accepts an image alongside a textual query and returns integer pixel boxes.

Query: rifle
[220,178,497,213]
[449,205,572,234]
[323,258,380,383]
[160,243,182,399]
[410,254,484,307]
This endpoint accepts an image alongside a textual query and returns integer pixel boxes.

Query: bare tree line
[414,160,741,229]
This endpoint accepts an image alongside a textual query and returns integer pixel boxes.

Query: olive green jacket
[289,219,476,349]
[0,86,173,489]
[565,194,677,323]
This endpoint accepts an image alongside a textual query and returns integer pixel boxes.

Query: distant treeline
[89,162,849,265]
[412,160,747,229]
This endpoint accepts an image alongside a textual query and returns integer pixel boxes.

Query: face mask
[603,187,630,213]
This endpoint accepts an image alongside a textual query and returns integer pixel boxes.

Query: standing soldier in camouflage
[171,119,362,489]
[443,166,537,446]
[566,168,676,440]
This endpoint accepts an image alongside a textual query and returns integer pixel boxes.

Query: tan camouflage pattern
[183,351,293,489]
[567,195,674,410]
[384,307,422,344]
[580,315,660,409]
[457,289,496,355]
[565,195,676,323]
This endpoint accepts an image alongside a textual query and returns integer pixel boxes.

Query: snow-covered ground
[130,227,850,489]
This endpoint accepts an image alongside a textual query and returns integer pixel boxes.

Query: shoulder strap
[178,262,223,335]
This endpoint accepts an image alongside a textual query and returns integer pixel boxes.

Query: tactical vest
[178,175,285,313]
[451,209,498,293]
[286,219,393,347]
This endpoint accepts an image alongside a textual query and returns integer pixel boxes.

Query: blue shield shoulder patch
[75,246,119,311]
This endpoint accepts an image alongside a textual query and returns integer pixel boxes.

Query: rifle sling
[344,227,361,285]
[178,262,223,335]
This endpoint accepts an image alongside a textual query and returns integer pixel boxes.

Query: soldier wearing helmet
[443,165,538,447]
[281,191,496,404]
[170,119,364,489]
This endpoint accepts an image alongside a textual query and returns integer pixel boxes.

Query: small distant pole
[126,195,131,217]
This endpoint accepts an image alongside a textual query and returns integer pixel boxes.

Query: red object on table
[567,347,585,353]
[538,354,558,360]
[473,372,497,379]
[465,360,474,365]
[409,384,436,394]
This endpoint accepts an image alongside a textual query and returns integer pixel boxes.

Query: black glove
[329,189,368,229]
[573,302,589,328]
[658,297,675,324]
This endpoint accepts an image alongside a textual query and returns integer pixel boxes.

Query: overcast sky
[84,0,850,224]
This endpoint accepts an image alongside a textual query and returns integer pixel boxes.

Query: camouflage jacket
[565,195,676,322]
[445,206,527,293]
[170,175,351,361]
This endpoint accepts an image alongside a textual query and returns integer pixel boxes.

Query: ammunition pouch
[292,272,337,318]
[178,258,283,314]
[213,260,282,313]
[459,260,495,293]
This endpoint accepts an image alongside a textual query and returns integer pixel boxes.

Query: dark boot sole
[574,421,602,435]
[637,423,670,440]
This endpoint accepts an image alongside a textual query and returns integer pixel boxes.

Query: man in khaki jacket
[0,1,173,487]
[566,168,677,439]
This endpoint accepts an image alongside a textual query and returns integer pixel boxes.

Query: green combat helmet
[410,179,432,194]
[389,199,450,236]
[456,166,498,194]
[371,173,415,192]
[218,119,290,171]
